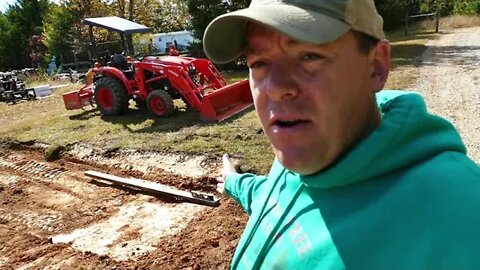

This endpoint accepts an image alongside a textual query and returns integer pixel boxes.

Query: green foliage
[0,0,49,70]
[43,3,80,64]
[376,0,478,31]
[453,0,480,15]
[66,0,113,18]
[375,0,419,30]
[155,0,191,33]
[187,0,251,40]
[187,0,227,40]
[0,15,13,69]
[418,0,454,15]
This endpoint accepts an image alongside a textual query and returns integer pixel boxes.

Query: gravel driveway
[413,27,480,164]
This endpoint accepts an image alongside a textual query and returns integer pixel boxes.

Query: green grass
[0,78,273,174]
[223,70,249,84]
[383,26,439,90]
[0,22,442,174]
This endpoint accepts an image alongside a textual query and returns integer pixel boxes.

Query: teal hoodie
[225,90,480,270]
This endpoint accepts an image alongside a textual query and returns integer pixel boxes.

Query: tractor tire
[94,77,129,116]
[147,90,175,117]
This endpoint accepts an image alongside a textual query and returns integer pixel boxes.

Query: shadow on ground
[67,103,255,134]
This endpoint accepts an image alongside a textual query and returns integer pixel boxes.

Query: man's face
[245,24,387,175]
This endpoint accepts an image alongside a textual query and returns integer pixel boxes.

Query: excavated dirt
[0,142,247,270]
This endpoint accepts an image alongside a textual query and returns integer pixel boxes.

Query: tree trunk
[126,0,135,55]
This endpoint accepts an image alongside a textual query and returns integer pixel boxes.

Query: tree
[1,0,50,69]
[418,0,454,15]
[453,0,480,15]
[229,0,251,10]
[43,3,80,64]
[187,0,251,40]
[43,0,115,63]
[374,0,420,30]
[132,0,161,27]
[112,0,161,55]
[66,0,113,18]
[28,34,47,67]
[155,0,191,33]
[0,14,13,70]
[188,0,227,40]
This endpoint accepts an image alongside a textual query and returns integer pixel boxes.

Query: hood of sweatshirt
[299,90,466,189]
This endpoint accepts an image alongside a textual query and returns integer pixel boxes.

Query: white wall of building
[152,31,194,53]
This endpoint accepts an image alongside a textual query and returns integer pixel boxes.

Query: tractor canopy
[83,16,152,59]
[82,16,152,34]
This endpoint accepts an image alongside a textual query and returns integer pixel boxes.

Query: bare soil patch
[0,141,247,269]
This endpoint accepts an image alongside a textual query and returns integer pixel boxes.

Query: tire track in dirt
[0,154,66,179]
[0,143,235,269]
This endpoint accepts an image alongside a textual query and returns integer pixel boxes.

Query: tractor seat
[109,54,129,70]
[109,54,135,80]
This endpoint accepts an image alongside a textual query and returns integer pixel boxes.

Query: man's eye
[248,61,267,69]
[301,53,323,61]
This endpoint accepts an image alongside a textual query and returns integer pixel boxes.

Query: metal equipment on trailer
[0,72,36,104]
[62,17,253,121]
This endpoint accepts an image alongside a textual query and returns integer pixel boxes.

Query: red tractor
[62,17,252,121]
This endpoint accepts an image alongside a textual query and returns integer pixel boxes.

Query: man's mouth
[273,119,310,128]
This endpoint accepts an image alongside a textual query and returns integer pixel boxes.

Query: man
[203,0,480,269]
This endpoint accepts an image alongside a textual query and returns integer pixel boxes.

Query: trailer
[152,30,194,53]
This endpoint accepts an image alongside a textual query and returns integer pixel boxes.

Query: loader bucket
[199,80,253,122]
[62,84,94,110]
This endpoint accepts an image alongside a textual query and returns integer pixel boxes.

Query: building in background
[152,30,194,53]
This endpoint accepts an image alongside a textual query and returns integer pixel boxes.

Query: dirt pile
[0,142,247,269]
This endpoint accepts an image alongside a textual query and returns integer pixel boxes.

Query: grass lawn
[0,22,448,175]
[384,30,438,90]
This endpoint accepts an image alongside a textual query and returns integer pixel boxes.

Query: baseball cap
[203,0,385,64]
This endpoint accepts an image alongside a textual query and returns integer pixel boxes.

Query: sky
[0,0,18,13]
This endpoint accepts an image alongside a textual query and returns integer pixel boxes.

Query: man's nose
[263,60,298,101]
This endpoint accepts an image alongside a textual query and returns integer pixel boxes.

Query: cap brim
[203,4,350,64]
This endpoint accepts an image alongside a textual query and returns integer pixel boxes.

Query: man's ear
[370,40,391,93]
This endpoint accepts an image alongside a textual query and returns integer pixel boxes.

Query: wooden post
[435,12,440,33]
[88,26,97,61]
[73,52,78,70]
[120,33,129,55]
[128,0,135,56]
[405,13,409,36]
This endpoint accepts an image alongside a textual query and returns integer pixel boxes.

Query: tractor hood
[141,56,193,66]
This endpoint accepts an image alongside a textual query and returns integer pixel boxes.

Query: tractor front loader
[62,16,253,122]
